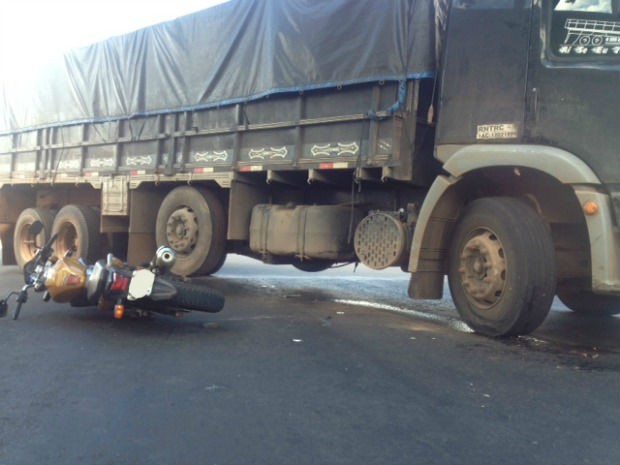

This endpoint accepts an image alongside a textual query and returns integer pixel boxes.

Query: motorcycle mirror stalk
[0,285,29,320]
[0,222,40,319]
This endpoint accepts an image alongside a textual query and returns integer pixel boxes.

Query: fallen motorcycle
[0,220,225,320]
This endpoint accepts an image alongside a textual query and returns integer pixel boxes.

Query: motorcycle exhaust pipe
[153,246,177,273]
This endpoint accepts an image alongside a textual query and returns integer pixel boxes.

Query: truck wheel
[447,197,557,337]
[155,186,226,276]
[52,205,100,263]
[557,289,620,316]
[13,208,56,270]
[292,259,332,272]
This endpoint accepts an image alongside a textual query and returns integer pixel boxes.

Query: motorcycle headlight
[86,260,108,304]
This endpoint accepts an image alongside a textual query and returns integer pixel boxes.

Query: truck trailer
[1,0,619,336]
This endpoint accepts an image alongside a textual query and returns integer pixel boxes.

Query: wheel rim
[17,222,41,262]
[458,228,506,309]
[57,222,78,256]
[165,207,199,254]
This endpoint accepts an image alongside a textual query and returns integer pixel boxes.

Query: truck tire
[447,197,557,337]
[13,208,56,270]
[292,259,332,272]
[155,186,227,276]
[557,289,620,316]
[52,205,101,263]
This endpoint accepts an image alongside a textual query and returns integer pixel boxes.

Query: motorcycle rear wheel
[164,281,225,313]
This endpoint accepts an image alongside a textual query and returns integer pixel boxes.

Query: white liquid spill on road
[334,299,474,333]
[218,274,408,281]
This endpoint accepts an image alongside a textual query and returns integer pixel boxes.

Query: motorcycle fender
[148,277,178,301]
[127,269,156,301]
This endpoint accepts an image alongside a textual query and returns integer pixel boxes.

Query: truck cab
[409,0,620,333]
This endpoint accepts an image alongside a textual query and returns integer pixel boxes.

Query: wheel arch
[439,144,601,184]
[407,144,614,299]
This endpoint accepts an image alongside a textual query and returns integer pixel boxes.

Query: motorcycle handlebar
[35,232,58,265]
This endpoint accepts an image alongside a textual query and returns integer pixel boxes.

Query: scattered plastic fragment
[204,385,224,392]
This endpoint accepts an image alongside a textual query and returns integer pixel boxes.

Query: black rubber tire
[155,186,227,276]
[167,281,225,313]
[13,208,56,270]
[557,289,620,316]
[447,197,557,337]
[51,204,101,263]
[292,259,332,272]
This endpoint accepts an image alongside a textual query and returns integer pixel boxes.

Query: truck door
[436,0,533,146]
[525,0,620,186]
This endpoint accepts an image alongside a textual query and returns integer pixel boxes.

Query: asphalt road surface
[0,255,618,465]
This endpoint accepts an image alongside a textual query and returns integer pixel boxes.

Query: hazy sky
[0,0,228,80]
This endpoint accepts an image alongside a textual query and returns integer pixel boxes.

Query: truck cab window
[550,0,620,59]
[554,0,612,13]
[454,0,526,9]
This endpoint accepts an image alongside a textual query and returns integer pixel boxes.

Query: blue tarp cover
[0,0,445,134]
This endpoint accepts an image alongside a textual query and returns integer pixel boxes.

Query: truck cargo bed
[0,80,435,194]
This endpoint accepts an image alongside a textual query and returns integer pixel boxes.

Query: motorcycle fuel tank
[44,257,87,303]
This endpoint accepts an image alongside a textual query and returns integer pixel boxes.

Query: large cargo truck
[1,0,619,336]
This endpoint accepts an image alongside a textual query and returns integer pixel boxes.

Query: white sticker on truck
[476,123,519,140]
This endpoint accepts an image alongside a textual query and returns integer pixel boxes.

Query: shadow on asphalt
[2,263,618,360]
[197,274,620,354]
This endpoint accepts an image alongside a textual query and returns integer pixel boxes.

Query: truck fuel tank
[249,204,364,261]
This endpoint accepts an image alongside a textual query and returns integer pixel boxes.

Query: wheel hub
[165,207,198,254]
[458,229,506,309]
[57,222,78,257]
[18,223,41,262]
